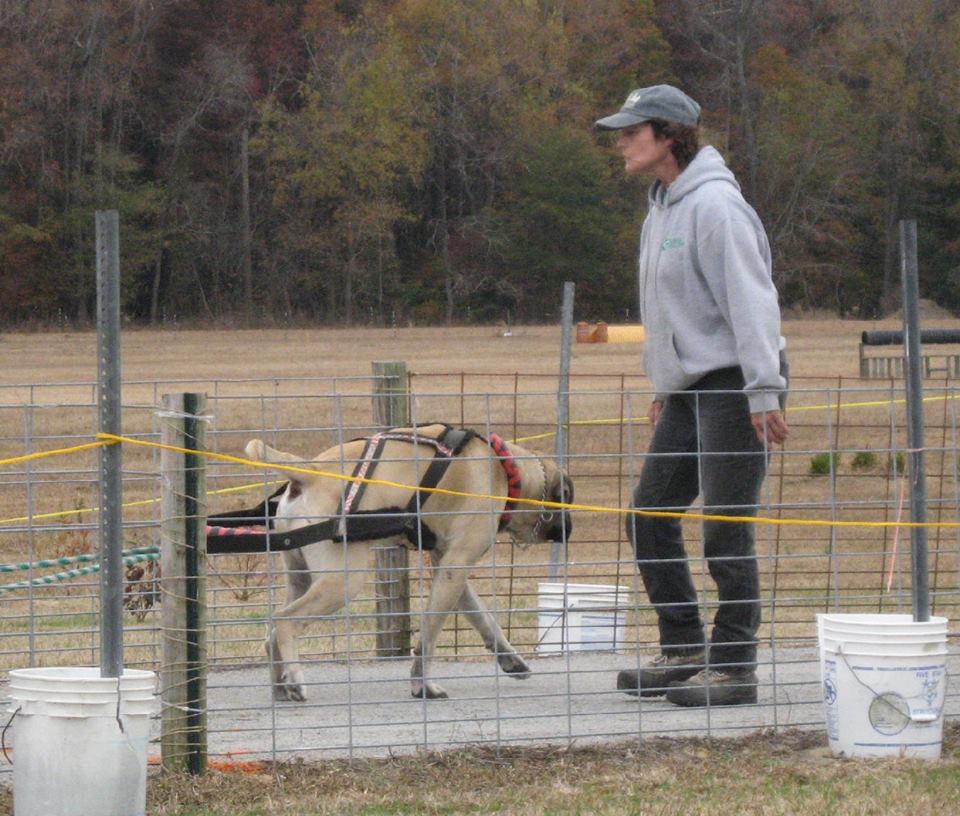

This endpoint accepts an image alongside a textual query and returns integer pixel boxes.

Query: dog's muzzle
[537,507,572,542]
[536,473,573,542]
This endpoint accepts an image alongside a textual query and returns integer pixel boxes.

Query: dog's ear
[549,471,573,504]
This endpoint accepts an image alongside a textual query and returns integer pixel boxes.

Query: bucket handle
[834,644,948,721]
[2,706,19,764]
[535,606,625,650]
[536,611,569,649]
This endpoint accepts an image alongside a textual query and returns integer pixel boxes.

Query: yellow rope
[0,481,280,526]
[95,433,960,531]
[2,409,958,533]
[0,440,108,467]
[512,392,960,443]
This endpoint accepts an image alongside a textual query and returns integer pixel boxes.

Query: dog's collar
[486,433,522,529]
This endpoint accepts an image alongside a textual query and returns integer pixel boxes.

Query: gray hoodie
[638,145,786,414]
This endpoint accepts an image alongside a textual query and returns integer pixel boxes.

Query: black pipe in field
[861,328,960,346]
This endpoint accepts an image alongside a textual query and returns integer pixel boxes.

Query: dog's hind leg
[456,582,530,679]
[266,553,312,698]
[270,541,370,702]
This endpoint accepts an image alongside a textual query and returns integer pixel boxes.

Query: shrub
[809,451,841,476]
[851,450,878,471]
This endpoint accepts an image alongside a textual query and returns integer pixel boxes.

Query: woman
[596,85,789,707]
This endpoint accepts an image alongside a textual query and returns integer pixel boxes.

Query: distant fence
[1,370,959,767]
[859,329,960,378]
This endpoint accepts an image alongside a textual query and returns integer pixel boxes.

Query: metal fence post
[549,282,574,580]
[899,220,930,621]
[96,209,123,677]
[371,361,411,656]
[160,393,208,773]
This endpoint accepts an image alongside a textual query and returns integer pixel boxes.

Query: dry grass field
[0,314,948,388]
[2,316,959,669]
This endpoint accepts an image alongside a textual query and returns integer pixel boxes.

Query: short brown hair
[650,119,701,170]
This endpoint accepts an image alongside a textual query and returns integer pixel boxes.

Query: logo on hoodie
[661,237,684,250]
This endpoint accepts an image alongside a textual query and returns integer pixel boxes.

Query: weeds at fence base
[109,724,960,816]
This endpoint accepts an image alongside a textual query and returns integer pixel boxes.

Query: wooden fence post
[160,393,208,774]
[372,360,410,428]
[371,362,411,657]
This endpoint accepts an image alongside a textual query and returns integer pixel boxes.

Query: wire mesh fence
[0,371,958,768]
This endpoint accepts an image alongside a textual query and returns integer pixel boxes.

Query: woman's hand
[751,410,790,445]
[648,400,664,427]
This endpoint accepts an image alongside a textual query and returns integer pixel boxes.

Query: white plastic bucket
[537,583,629,654]
[819,635,946,657]
[818,613,947,637]
[8,666,157,816]
[817,614,949,760]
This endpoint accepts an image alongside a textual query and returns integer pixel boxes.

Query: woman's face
[616,123,677,183]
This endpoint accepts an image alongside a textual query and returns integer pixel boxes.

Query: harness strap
[340,424,476,550]
[206,508,413,554]
[205,425,526,554]
[399,426,474,549]
[207,484,286,528]
[401,426,473,515]
[341,434,389,515]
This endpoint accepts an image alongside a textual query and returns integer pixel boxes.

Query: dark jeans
[627,357,788,671]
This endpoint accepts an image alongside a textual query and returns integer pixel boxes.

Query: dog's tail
[244,439,327,487]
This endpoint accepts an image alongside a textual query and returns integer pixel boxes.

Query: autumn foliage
[0,0,957,326]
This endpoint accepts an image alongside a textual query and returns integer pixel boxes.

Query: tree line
[1,0,958,328]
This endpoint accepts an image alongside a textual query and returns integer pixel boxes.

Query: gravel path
[193,647,837,760]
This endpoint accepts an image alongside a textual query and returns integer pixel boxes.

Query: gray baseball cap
[595,84,701,130]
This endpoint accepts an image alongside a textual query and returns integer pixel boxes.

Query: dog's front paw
[274,683,306,702]
[273,677,307,703]
[273,682,306,702]
[498,652,531,679]
[411,681,448,699]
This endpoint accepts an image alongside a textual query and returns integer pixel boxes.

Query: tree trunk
[441,225,453,326]
[150,249,163,325]
[345,221,355,326]
[376,227,384,325]
[240,127,253,325]
[735,2,758,202]
[881,184,902,315]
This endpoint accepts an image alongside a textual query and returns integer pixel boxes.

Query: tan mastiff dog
[244,424,573,701]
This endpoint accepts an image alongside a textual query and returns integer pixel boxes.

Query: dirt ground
[1,311,954,388]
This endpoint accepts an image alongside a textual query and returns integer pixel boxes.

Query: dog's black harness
[205,425,521,554]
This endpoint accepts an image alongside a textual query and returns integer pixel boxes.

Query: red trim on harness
[487,433,522,528]
[342,432,384,514]
[206,524,266,537]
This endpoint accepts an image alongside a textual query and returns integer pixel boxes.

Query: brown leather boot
[665,667,759,706]
[616,649,706,697]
